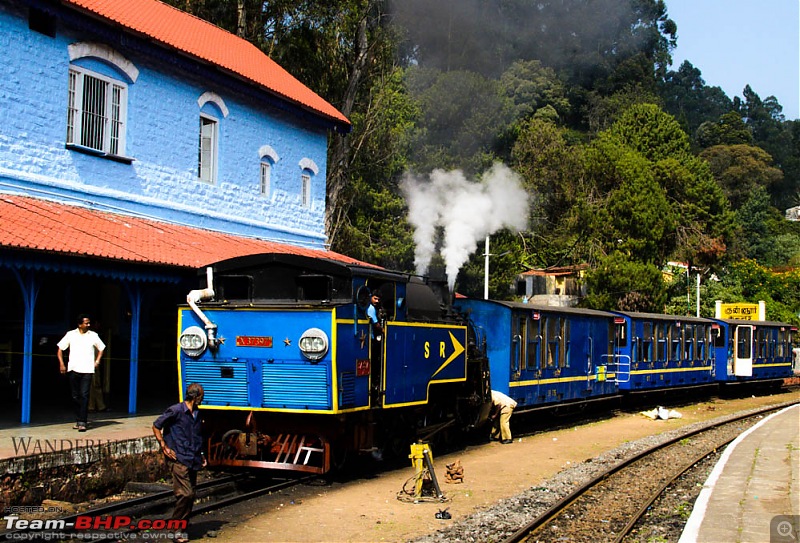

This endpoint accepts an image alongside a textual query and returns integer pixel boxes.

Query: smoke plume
[400,163,529,290]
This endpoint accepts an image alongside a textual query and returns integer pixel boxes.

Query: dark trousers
[68,371,92,424]
[170,461,198,521]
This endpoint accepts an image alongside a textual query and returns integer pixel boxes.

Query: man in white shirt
[490,390,517,444]
[57,314,105,432]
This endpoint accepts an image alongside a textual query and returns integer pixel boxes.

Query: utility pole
[484,236,490,300]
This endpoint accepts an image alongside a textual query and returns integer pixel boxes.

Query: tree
[584,84,662,134]
[608,104,734,269]
[695,112,753,149]
[330,68,420,268]
[511,119,584,228]
[659,61,733,136]
[499,60,570,122]
[582,131,676,263]
[582,252,667,312]
[405,68,514,175]
[699,144,782,209]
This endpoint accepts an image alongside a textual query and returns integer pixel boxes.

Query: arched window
[259,145,280,197]
[197,93,227,184]
[298,158,318,208]
[66,43,137,158]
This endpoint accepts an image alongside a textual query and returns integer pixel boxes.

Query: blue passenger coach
[710,319,795,383]
[610,312,716,391]
[454,300,619,408]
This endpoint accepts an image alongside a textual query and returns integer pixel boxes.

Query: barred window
[66,67,127,155]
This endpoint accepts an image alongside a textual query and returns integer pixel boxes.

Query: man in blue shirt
[367,291,384,406]
[367,292,383,340]
[153,383,206,538]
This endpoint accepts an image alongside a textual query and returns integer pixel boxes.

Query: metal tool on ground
[397,442,446,503]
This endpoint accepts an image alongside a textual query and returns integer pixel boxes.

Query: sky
[666,0,799,120]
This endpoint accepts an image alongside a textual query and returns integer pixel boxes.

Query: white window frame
[66,66,128,156]
[301,173,311,207]
[198,114,218,183]
[260,160,271,196]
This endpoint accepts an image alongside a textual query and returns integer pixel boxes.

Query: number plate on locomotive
[236,336,273,347]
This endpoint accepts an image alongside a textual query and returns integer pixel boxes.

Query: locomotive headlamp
[180,325,208,357]
[299,328,329,361]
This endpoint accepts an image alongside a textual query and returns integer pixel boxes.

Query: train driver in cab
[368,291,384,341]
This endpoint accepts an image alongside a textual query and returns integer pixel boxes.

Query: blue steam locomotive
[177,253,795,474]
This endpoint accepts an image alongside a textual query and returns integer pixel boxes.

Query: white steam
[400,163,529,290]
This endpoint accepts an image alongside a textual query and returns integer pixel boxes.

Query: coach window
[696,325,707,360]
[656,323,667,361]
[546,317,560,368]
[514,317,526,373]
[560,319,570,368]
[736,326,752,359]
[641,322,653,362]
[670,323,682,360]
[517,317,536,370]
[757,329,768,358]
[769,330,776,358]
[778,328,788,357]
[526,318,540,370]
[683,324,694,361]
[614,320,627,348]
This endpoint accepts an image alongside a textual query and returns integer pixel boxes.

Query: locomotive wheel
[220,429,243,458]
[330,441,349,471]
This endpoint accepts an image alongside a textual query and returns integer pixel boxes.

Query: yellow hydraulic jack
[408,442,444,502]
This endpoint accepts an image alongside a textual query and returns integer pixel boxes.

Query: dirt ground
[193,391,800,543]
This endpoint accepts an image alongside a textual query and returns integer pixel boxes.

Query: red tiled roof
[521,264,589,277]
[62,0,350,129]
[0,195,369,269]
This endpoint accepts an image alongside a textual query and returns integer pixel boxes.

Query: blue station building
[0,0,352,423]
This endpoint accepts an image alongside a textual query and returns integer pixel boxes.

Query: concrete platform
[0,408,162,472]
[679,403,800,543]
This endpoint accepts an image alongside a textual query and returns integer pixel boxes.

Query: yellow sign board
[720,303,759,320]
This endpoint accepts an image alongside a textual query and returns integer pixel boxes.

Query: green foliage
[582,132,677,263]
[579,104,734,274]
[695,112,753,149]
[455,231,526,300]
[659,61,734,137]
[700,144,783,209]
[499,60,570,122]
[608,103,692,162]
[708,260,800,326]
[405,68,513,175]
[584,84,663,134]
[333,181,415,271]
[582,252,667,312]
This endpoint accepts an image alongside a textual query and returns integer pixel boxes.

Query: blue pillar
[11,268,39,425]
[125,282,142,414]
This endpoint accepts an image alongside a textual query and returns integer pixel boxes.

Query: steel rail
[501,400,798,543]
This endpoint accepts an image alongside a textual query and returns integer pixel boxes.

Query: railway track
[501,402,794,543]
[0,472,315,539]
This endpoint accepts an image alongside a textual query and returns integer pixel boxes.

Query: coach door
[733,324,754,376]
